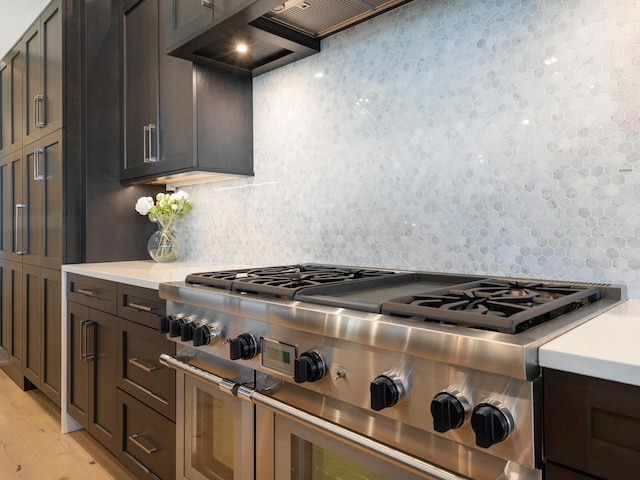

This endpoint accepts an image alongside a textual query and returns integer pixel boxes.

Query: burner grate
[382,280,601,333]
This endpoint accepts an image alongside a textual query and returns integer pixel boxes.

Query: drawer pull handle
[77,288,97,296]
[128,301,153,312]
[129,357,160,372]
[129,433,159,455]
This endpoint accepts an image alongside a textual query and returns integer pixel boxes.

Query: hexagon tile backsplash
[177,0,640,298]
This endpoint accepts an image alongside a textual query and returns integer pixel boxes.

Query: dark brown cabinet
[544,368,640,480]
[23,265,61,406]
[0,260,23,387]
[22,0,63,145]
[0,44,23,157]
[0,148,24,262]
[67,275,118,454]
[23,131,63,269]
[115,284,176,480]
[122,0,253,184]
[67,274,176,479]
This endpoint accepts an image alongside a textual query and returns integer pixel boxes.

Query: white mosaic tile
[176,0,640,298]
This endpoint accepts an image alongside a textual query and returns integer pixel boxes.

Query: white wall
[0,0,50,58]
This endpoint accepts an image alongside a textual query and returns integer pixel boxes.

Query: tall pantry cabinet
[0,1,63,403]
[0,0,158,405]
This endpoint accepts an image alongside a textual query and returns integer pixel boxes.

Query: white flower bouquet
[135,190,193,262]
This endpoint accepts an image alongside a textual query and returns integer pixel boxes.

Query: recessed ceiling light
[236,44,248,53]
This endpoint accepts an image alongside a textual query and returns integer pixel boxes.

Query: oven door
[162,352,254,480]
[269,412,431,480]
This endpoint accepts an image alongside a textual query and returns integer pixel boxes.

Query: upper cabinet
[165,0,414,77]
[121,0,253,185]
[22,1,63,145]
[0,45,23,157]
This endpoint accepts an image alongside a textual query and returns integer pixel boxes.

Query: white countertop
[539,299,640,386]
[62,260,251,290]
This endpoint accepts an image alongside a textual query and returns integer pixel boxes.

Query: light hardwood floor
[0,369,138,480]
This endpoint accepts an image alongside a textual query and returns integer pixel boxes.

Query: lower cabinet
[117,389,176,480]
[67,273,175,479]
[544,368,640,480]
[67,301,118,453]
[0,260,23,387]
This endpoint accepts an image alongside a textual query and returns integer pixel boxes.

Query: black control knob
[180,321,195,342]
[158,313,183,334]
[294,351,326,383]
[471,403,513,448]
[229,334,258,360]
[168,316,188,338]
[370,375,402,411]
[431,392,466,433]
[192,322,219,346]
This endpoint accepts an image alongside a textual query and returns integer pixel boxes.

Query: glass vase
[147,216,182,262]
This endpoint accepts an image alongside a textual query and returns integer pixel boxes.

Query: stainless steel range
[158,264,625,480]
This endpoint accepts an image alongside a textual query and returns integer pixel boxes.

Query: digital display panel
[261,338,297,375]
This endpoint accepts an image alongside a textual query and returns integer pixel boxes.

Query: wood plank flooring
[0,369,138,480]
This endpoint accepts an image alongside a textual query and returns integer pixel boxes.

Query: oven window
[192,390,234,480]
[290,434,391,480]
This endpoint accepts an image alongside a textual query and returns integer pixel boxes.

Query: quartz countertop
[62,260,251,290]
[539,299,640,387]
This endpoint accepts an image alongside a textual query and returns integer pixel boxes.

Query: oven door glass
[183,374,254,480]
[274,414,429,480]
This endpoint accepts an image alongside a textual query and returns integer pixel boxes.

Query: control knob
[228,333,258,359]
[193,322,220,346]
[294,351,326,383]
[370,375,405,411]
[180,319,200,342]
[430,391,469,433]
[168,315,191,338]
[470,402,514,448]
[158,313,183,334]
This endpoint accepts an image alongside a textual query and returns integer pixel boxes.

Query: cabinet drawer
[117,389,175,480]
[117,283,166,330]
[544,368,640,479]
[67,273,116,314]
[117,317,175,421]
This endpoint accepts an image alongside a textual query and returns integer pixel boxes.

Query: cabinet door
[40,267,61,406]
[0,149,25,262]
[23,132,63,268]
[165,0,214,51]
[0,45,24,157]
[22,0,62,145]
[0,260,23,387]
[23,264,42,387]
[88,308,118,454]
[68,301,89,428]
[157,0,194,174]
[122,0,159,181]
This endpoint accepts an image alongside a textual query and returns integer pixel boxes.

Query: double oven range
[158,264,625,480]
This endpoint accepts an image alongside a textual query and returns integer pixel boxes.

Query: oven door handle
[159,353,239,396]
[159,353,470,480]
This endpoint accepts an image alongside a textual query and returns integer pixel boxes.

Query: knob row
[159,316,512,448]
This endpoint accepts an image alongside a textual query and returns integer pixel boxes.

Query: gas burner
[382,280,601,333]
[186,264,400,299]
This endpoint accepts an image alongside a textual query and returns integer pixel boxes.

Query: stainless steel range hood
[167,0,413,77]
[264,0,410,38]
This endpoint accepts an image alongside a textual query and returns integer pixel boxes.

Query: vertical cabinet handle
[81,321,96,361]
[148,124,157,163]
[33,148,45,181]
[143,124,158,164]
[34,95,45,128]
[14,204,27,255]
[143,125,150,163]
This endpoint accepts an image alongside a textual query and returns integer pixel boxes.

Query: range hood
[167,0,413,76]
